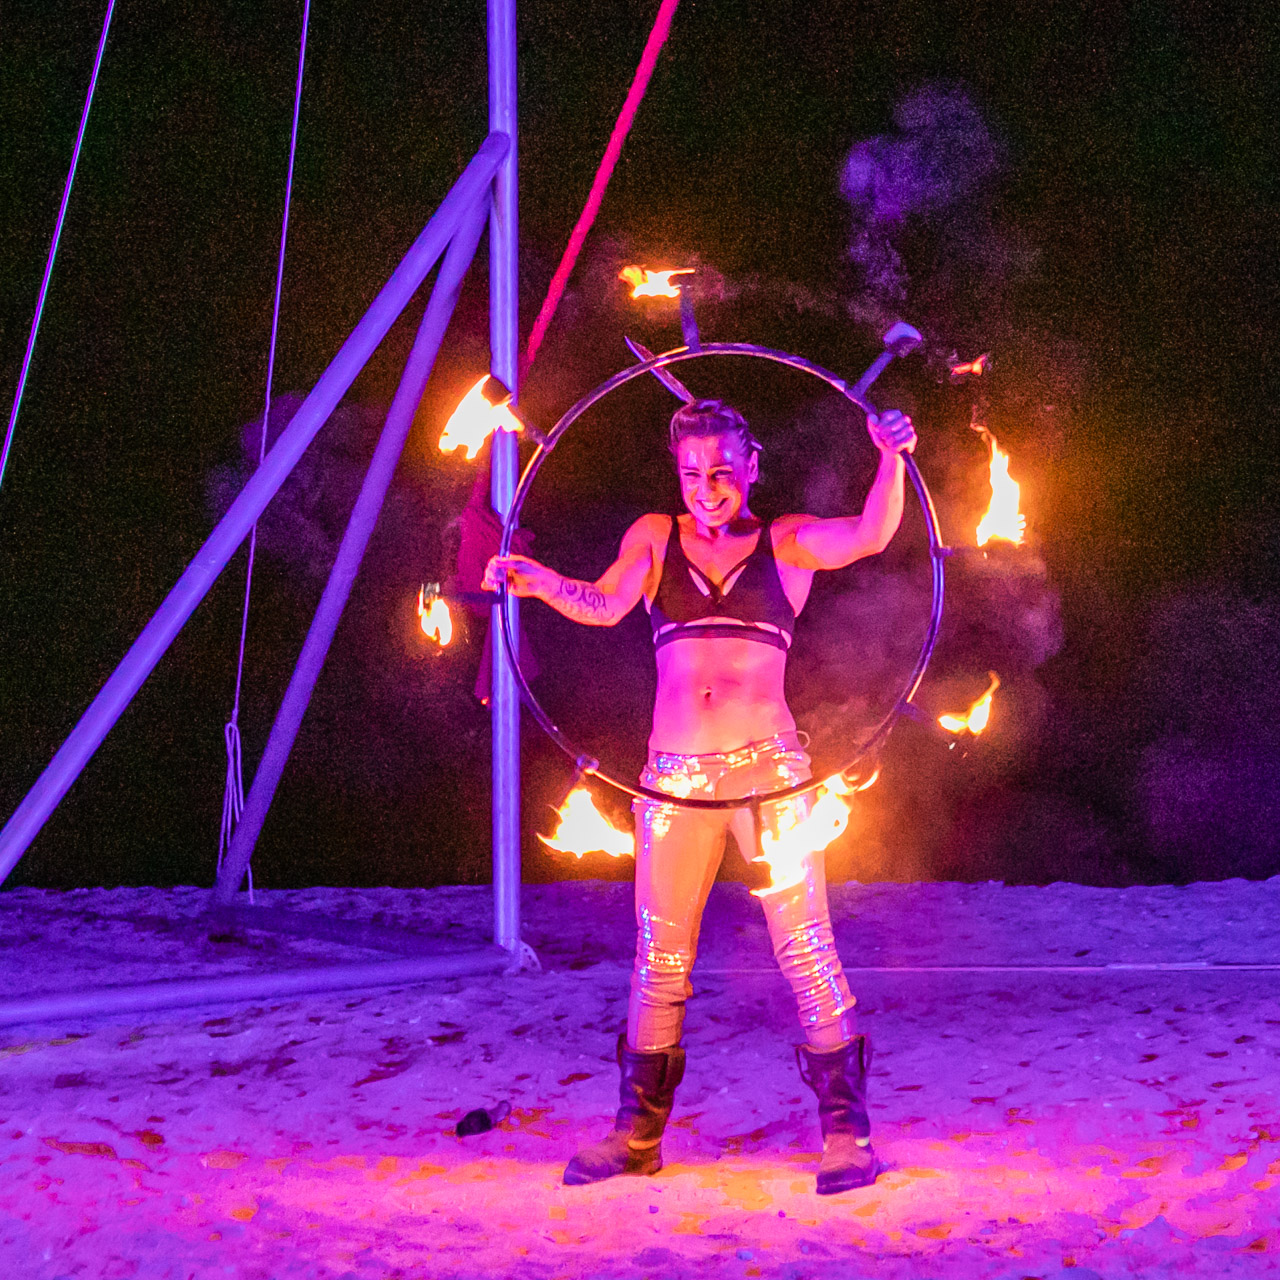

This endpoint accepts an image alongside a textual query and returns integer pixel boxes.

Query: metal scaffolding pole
[0,950,512,1029]
[488,0,521,954]
[0,135,508,887]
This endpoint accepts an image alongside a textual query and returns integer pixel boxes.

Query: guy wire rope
[496,341,947,809]
[2,0,118,494]
[218,0,312,885]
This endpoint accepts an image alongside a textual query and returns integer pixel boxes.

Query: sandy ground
[0,878,1278,1278]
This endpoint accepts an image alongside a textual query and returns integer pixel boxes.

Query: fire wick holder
[550,753,601,813]
[678,287,700,350]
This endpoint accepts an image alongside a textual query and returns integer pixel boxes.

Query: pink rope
[522,0,681,378]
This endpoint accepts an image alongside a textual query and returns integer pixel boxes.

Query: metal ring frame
[497,342,946,809]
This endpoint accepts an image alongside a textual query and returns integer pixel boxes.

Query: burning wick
[938,672,1000,736]
[417,584,453,647]
[619,266,694,299]
[752,770,879,897]
[438,375,522,461]
[974,427,1026,547]
[539,787,636,859]
[949,352,990,383]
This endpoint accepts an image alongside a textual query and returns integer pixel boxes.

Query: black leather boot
[796,1036,879,1194]
[563,1035,686,1185]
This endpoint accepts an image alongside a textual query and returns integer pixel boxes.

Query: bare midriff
[650,629,796,754]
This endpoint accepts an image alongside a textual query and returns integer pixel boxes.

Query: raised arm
[775,409,918,571]
[481,514,664,626]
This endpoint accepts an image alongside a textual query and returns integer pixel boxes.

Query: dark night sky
[1,0,1276,889]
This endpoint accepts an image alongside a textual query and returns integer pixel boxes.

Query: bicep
[778,514,881,571]
[593,517,661,616]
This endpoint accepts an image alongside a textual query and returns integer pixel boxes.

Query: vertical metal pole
[488,0,521,953]
[212,200,490,904]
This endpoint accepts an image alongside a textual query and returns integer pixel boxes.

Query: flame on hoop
[417,585,453,646]
[751,770,879,897]
[974,428,1026,547]
[938,673,1000,736]
[949,352,990,382]
[620,266,694,299]
[438,375,521,461]
[539,787,636,859]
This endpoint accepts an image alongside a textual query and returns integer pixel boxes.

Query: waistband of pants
[646,730,807,775]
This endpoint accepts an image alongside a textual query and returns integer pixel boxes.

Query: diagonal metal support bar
[207,904,488,957]
[0,134,509,887]
[213,198,491,905]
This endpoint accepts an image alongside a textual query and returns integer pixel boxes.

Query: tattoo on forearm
[553,577,612,624]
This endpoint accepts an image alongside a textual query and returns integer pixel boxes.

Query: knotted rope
[218,0,312,894]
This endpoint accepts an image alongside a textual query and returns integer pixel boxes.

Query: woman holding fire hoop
[483,397,916,1194]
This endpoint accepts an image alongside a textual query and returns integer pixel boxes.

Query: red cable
[521,0,681,379]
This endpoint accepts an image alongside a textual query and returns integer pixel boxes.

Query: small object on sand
[455,1100,511,1137]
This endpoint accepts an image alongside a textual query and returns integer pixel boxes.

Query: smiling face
[675,431,759,530]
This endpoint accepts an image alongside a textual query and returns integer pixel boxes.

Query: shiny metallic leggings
[628,732,857,1053]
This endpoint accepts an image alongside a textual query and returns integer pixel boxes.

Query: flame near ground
[539,787,635,859]
[752,771,879,897]
[537,775,882,898]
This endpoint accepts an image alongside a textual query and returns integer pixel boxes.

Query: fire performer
[482,397,916,1194]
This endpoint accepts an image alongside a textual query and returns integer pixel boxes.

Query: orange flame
[539,787,636,859]
[975,429,1026,547]
[620,266,694,299]
[949,352,990,381]
[751,770,878,897]
[417,585,453,646]
[938,672,1000,736]
[438,375,521,461]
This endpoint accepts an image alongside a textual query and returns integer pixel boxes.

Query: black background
[2,0,1276,890]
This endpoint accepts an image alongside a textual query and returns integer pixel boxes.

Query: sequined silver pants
[628,732,857,1053]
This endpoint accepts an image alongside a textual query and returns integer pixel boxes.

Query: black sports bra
[647,517,796,652]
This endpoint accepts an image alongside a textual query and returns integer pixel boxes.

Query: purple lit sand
[1,879,1277,1276]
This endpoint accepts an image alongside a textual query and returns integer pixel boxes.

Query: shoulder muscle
[621,512,671,552]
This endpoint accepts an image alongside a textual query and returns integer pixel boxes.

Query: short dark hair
[668,398,763,459]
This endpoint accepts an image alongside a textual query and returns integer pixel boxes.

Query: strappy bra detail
[648,517,796,651]
[653,619,792,652]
